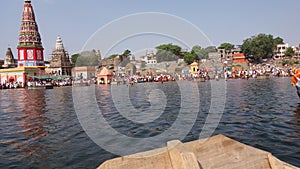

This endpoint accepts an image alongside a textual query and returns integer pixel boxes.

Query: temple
[0,0,45,87]
[49,36,72,76]
[3,48,17,68]
[17,0,44,67]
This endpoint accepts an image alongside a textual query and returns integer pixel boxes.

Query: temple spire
[3,48,17,68]
[55,36,65,50]
[17,0,44,67]
[50,36,72,76]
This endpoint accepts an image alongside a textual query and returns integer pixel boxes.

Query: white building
[275,43,289,58]
[140,51,157,65]
[292,44,300,57]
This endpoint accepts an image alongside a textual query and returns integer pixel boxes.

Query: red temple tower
[17,0,44,67]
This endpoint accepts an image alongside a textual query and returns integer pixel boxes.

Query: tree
[241,33,283,61]
[156,50,178,62]
[156,43,181,56]
[191,45,203,60]
[190,45,217,60]
[71,53,80,64]
[219,43,234,51]
[273,37,284,48]
[182,45,218,64]
[285,47,294,57]
[122,49,131,57]
[204,46,217,58]
[75,50,99,66]
[183,52,195,65]
[155,43,182,62]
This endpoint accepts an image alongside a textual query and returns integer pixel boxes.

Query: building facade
[275,44,289,58]
[49,36,72,76]
[140,51,157,66]
[72,66,96,80]
[293,44,300,57]
[216,46,246,63]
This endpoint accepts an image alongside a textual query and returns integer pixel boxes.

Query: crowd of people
[183,64,292,81]
[223,64,292,80]
[26,79,72,87]
[0,81,24,89]
[112,63,295,85]
[157,64,293,82]
[0,78,72,90]
[0,63,296,90]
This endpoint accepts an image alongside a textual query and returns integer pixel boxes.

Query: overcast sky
[1,0,300,60]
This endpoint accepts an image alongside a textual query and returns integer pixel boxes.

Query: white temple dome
[55,36,65,50]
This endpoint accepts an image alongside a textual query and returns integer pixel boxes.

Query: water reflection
[215,78,300,167]
[292,104,300,124]
[289,104,300,142]
[96,83,181,138]
[19,90,50,160]
[96,85,112,116]
[0,78,300,168]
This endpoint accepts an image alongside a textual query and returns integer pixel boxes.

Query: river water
[0,77,299,168]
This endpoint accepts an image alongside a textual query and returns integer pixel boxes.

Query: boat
[45,85,54,89]
[97,134,299,169]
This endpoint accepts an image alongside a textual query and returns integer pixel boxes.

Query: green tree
[273,37,284,48]
[190,45,217,60]
[122,49,131,57]
[191,45,205,60]
[285,47,294,57]
[75,51,99,66]
[155,43,182,62]
[241,33,282,61]
[183,52,195,65]
[219,43,234,50]
[156,43,181,55]
[204,46,217,58]
[156,50,178,62]
[191,45,203,60]
[71,53,79,64]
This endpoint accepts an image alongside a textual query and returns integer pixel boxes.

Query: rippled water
[0,77,299,168]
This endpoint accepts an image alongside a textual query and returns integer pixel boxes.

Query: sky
[1,0,300,60]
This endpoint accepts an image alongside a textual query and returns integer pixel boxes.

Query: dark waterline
[0,77,299,168]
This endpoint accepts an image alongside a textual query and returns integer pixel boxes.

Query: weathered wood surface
[97,134,299,169]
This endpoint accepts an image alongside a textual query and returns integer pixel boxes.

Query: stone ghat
[97,134,299,169]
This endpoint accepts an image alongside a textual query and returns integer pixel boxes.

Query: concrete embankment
[97,134,299,169]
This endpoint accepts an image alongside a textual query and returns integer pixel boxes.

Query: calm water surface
[0,77,299,168]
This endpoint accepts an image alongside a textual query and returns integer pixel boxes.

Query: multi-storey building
[275,44,289,58]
